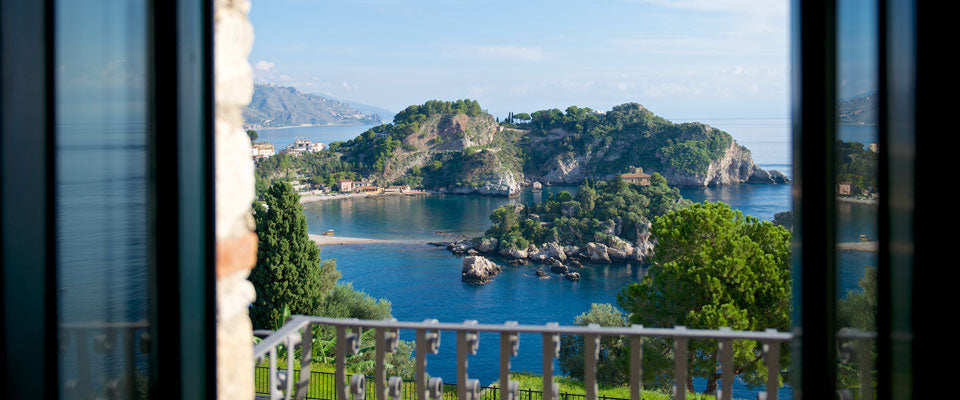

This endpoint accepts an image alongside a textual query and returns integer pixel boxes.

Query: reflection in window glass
[55,0,151,397]
[836,0,879,397]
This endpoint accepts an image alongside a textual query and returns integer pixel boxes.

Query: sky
[248,0,870,120]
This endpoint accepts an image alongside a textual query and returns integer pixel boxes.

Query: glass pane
[55,0,151,397]
[836,0,879,397]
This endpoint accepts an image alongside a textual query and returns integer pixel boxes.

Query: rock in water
[565,272,581,281]
[461,256,502,284]
[586,242,611,263]
[474,237,498,253]
[544,242,566,262]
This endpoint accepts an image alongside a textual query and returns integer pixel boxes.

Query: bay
[254,124,376,149]
[307,183,804,397]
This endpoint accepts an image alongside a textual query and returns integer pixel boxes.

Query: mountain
[255,100,788,197]
[838,92,877,125]
[244,84,382,128]
[311,93,395,123]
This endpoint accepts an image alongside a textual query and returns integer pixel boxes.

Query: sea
[271,121,881,397]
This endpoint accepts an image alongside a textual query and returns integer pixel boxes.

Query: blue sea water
[306,182,813,398]
[307,149,877,398]
[256,124,376,149]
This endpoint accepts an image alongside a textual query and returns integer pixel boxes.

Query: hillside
[838,92,877,125]
[255,100,788,197]
[337,100,526,196]
[515,103,787,187]
[244,84,382,128]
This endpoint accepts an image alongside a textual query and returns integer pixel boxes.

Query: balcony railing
[253,316,875,400]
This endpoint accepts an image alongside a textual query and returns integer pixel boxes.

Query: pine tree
[250,181,341,329]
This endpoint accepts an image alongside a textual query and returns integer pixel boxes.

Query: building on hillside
[338,180,354,193]
[281,137,324,156]
[838,182,852,195]
[356,185,380,193]
[620,166,651,186]
[868,142,879,153]
[251,142,275,159]
[385,185,411,193]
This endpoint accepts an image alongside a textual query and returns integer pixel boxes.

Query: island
[254,98,788,199]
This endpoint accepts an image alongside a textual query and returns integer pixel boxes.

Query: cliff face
[660,142,788,187]
[371,113,523,196]
[532,136,786,188]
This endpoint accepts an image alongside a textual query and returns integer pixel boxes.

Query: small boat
[859,234,872,241]
[322,229,335,236]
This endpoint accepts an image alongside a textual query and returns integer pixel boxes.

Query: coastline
[838,196,878,205]
[300,191,431,204]
[251,123,377,131]
[308,234,428,246]
[837,241,878,252]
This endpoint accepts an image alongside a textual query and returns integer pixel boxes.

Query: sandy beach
[299,191,430,204]
[838,197,879,205]
[308,234,431,246]
[837,241,879,252]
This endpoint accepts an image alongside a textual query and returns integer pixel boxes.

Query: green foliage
[250,181,341,329]
[484,177,689,249]
[247,129,259,141]
[558,304,630,385]
[836,140,878,194]
[520,103,735,179]
[617,202,792,393]
[837,267,878,389]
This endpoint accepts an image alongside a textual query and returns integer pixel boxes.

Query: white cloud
[255,60,276,71]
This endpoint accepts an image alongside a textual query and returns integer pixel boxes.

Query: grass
[255,361,718,400]
[506,372,716,400]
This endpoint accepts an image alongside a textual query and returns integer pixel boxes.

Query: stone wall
[214,0,257,399]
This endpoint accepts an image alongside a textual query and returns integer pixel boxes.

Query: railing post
[857,338,872,400]
[286,334,298,400]
[500,321,519,400]
[416,319,441,400]
[296,323,313,400]
[375,322,397,400]
[542,322,560,400]
[762,330,780,400]
[584,325,600,400]
[673,327,687,400]
[458,320,480,400]
[336,326,347,400]
[629,325,643,400]
[718,328,733,400]
[270,347,280,400]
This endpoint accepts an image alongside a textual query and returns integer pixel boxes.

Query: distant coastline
[299,190,430,204]
[838,196,878,205]
[252,122,378,131]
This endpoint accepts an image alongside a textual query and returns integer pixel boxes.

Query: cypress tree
[250,181,340,329]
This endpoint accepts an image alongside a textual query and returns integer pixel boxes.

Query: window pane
[55,0,151,397]
[836,0,879,397]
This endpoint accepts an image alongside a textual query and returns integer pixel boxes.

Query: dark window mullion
[791,0,838,398]
[0,0,58,397]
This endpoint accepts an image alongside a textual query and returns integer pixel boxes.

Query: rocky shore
[451,231,654,283]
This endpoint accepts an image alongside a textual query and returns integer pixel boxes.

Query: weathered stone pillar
[214,0,257,399]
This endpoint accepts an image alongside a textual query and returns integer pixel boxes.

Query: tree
[558,304,630,385]
[247,129,258,141]
[250,181,341,329]
[617,201,792,393]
